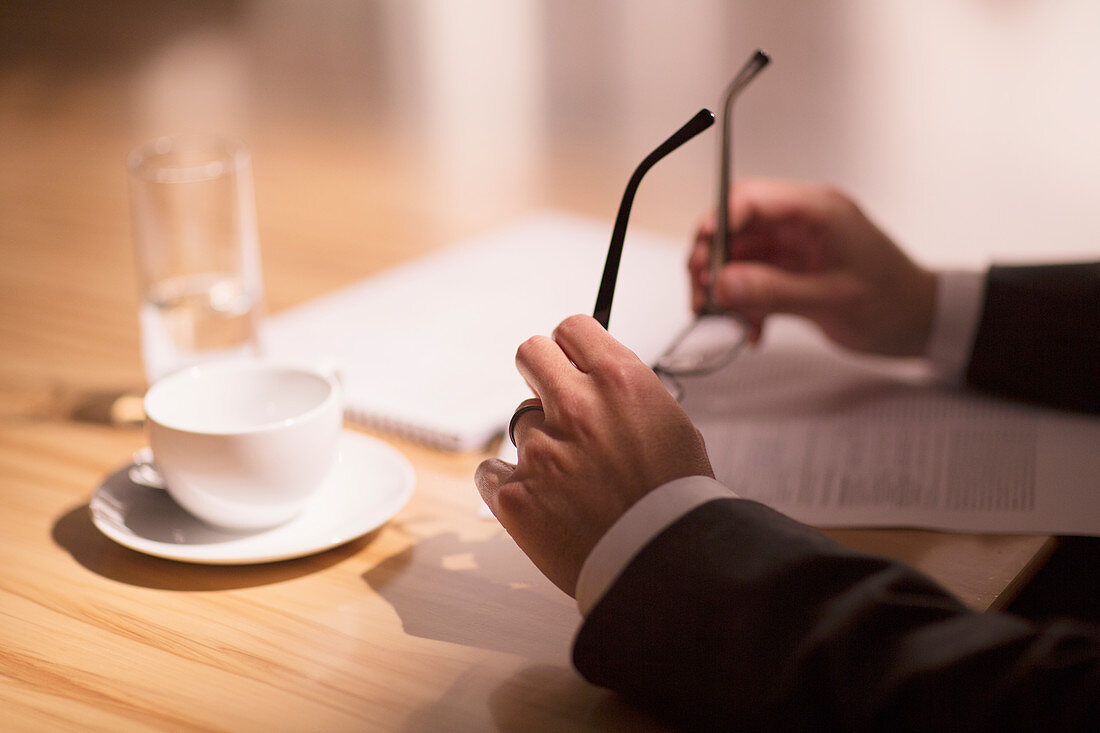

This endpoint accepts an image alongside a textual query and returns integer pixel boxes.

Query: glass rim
[127,134,250,184]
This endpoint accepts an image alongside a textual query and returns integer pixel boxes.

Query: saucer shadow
[52,503,376,591]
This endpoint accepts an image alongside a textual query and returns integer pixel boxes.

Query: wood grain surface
[0,4,1059,730]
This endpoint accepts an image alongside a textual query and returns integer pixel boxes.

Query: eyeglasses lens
[655,314,750,376]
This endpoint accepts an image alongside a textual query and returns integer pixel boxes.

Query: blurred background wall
[2,0,1098,276]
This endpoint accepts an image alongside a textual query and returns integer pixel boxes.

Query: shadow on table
[363,529,579,661]
[402,662,667,733]
[365,531,670,730]
[0,380,146,428]
[52,503,375,591]
[487,665,666,733]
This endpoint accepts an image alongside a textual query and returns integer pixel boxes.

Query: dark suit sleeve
[966,263,1100,413]
[573,498,1100,731]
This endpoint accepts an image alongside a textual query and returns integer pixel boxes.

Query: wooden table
[0,7,1055,730]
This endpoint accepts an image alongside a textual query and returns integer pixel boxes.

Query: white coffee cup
[143,361,343,530]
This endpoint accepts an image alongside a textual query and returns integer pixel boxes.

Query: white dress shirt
[575,269,988,616]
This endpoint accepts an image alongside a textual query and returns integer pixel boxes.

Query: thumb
[713,262,837,318]
[474,458,513,516]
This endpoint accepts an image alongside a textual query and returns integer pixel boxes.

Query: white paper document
[681,317,1100,535]
[265,211,693,450]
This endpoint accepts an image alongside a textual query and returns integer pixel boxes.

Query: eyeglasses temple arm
[593,108,715,329]
[707,49,770,313]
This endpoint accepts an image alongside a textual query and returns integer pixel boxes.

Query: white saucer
[90,431,415,564]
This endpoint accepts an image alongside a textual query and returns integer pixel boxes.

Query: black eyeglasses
[592,107,715,329]
[591,50,771,399]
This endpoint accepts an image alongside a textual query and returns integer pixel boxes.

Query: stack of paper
[682,317,1100,535]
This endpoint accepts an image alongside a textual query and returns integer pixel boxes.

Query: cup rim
[127,134,251,185]
[144,361,339,436]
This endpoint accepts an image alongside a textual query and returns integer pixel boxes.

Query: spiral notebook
[264,212,694,451]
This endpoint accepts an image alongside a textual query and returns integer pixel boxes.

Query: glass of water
[128,135,265,382]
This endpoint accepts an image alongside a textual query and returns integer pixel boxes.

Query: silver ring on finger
[508,403,545,447]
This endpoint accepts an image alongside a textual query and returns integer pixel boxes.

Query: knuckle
[552,389,585,427]
[517,431,563,471]
[599,359,634,390]
[547,388,605,444]
[562,313,590,329]
[518,435,569,483]
[832,275,865,307]
[520,431,556,466]
[515,334,547,364]
[816,183,847,206]
[737,267,774,310]
[598,359,651,400]
[553,313,591,340]
[818,184,859,218]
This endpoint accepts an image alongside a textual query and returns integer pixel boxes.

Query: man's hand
[689,179,937,357]
[475,314,713,597]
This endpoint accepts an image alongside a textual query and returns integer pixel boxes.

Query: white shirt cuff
[925,269,986,384]
[575,475,736,616]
